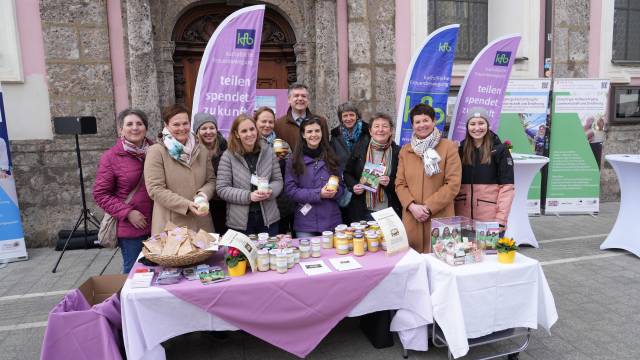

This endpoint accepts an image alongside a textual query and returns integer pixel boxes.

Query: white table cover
[506,154,549,247]
[424,253,558,359]
[601,154,640,256]
[121,250,432,360]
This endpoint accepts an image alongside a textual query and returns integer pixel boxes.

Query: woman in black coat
[344,113,401,222]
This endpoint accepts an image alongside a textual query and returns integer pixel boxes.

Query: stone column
[125,0,162,134]
[315,0,340,128]
[552,0,589,78]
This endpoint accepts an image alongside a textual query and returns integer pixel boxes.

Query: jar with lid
[311,238,322,258]
[257,249,270,271]
[269,249,280,271]
[353,234,365,256]
[335,233,349,255]
[365,230,379,252]
[299,239,311,258]
[292,248,300,263]
[378,230,387,251]
[283,248,294,269]
[322,231,334,249]
[276,251,288,274]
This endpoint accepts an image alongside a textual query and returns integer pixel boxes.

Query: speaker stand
[52,134,102,273]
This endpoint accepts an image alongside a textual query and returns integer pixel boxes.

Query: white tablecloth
[424,253,558,359]
[121,250,432,360]
[601,154,640,257]
[506,154,549,247]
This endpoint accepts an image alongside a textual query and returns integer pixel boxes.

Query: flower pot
[497,251,516,264]
[228,260,247,277]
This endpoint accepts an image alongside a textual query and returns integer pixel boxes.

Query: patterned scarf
[161,127,196,165]
[411,128,442,176]
[121,137,151,161]
[341,120,363,152]
[365,139,392,210]
[262,131,276,146]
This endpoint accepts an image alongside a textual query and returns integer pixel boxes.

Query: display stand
[505,154,549,247]
[600,154,640,256]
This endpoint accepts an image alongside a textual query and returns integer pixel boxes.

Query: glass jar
[276,252,288,274]
[378,230,387,251]
[284,248,294,269]
[257,249,270,271]
[311,238,322,258]
[335,233,349,255]
[258,233,269,242]
[353,235,365,256]
[299,239,311,258]
[345,230,354,251]
[322,231,334,249]
[325,175,339,191]
[269,249,280,271]
[292,248,300,263]
[366,230,379,252]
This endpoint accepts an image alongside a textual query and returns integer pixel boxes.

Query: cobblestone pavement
[1,202,638,360]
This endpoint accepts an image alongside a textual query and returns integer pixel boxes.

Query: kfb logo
[236,29,255,49]
[494,51,511,66]
[438,42,452,53]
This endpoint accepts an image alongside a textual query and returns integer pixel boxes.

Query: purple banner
[192,5,265,136]
[448,35,521,142]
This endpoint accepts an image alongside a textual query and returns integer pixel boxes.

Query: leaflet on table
[328,256,362,271]
[131,272,154,288]
[220,229,258,272]
[371,207,409,255]
[299,260,332,276]
[474,221,500,253]
[359,162,386,192]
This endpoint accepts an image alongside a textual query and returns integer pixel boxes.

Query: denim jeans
[119,235,147,274]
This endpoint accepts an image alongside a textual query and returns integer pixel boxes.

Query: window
[612,0,640,63]
[428,0,488,61]
[611,85,640,124]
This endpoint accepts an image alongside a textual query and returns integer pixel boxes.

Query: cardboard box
[78,274,127,305]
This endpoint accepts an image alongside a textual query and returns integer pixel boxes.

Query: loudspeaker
[53,116,98,135]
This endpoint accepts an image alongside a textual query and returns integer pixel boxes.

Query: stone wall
[9,0,117,247]
[346,0,396,125]
[552,0,589,78]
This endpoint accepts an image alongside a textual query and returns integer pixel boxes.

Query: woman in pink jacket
[93,109,153,273]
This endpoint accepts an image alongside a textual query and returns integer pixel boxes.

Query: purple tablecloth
[132,241,405,357]
[41,290,122,360]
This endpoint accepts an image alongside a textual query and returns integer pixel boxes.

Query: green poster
[546,79,609,214]
[497,79,550,215]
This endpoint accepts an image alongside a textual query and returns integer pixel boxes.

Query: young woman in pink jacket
[93,109,153,273]
[455,108,515,235]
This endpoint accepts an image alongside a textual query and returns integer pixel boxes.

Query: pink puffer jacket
[93,139,153,238]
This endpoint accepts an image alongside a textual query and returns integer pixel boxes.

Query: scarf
[121,137,150,161]
[341,120,363,152]
[162,127,196,165]
[302,143,322,159]
[411,128,442,176]
[365,139,392,210]
[262,131,276,146]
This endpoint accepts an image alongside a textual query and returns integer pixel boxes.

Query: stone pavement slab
[1,201,639,360]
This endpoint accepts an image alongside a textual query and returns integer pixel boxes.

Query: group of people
[93,83,515,273]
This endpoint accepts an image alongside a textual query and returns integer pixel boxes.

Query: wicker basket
[143,248,215,267]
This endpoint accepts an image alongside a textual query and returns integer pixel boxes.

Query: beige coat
[144,142,216,235]
[395,139,461,253]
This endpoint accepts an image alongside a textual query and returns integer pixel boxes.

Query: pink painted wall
[395,0,411,108]
[107,0,129,115]
[336,0,348,102]
[588,0,601,78]
[14,0,47,77]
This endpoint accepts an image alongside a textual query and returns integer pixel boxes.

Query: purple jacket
[285,156,344,233]
[93,139,153,238]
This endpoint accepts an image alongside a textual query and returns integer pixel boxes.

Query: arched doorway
[172,3,297,107]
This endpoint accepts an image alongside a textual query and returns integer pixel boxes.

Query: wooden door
[173,4,297,107]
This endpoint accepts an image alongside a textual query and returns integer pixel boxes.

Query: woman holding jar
[193,112,228,234]
[144,104,215,234]
[217,114,283,235]
[344,112,401,221]
[93,109,154,273]
[285,117,344,238]
[395,103,461,253]
[455,108,514,234]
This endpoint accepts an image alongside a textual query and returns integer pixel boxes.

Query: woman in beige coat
[144,104,216,235]
[395,104,461,253]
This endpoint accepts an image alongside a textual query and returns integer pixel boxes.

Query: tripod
[52,134,101,273]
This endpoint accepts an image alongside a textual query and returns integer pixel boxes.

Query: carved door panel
[173,4,297,106]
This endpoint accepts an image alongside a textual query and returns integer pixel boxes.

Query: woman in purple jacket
[285,117,344,238]
[93,109,153,273]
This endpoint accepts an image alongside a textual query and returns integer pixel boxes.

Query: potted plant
[225,247,248,276]
[496,237,518,264]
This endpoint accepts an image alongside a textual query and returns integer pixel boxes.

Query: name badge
[300,203,312,216]
[250,174,259,186]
